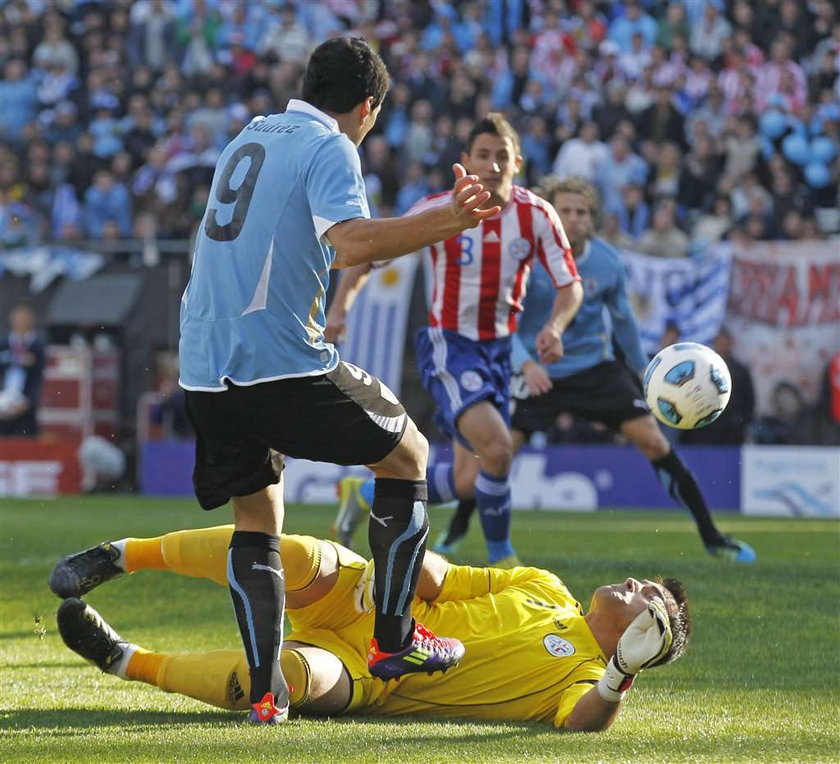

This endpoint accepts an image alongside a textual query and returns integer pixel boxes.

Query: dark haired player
[53,525,690,732]
[178,37,500,723]
[329,114,583,567]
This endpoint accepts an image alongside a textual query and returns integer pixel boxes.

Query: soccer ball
[643,342,732,429]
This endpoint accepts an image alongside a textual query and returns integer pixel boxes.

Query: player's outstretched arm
[325,263,372,344]
[564,599,672,732]
[328,163,500,268]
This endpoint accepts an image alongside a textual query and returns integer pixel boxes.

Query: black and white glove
[597,598,673,702]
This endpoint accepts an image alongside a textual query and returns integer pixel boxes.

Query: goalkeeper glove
[597,597,673,703]
[354,558,376,613]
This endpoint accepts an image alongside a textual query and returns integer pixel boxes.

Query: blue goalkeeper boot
[368,620,465,680]
[706,535,756,563]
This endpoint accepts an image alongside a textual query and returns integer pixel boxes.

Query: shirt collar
[285,99,339,133]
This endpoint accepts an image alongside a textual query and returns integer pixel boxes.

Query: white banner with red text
[725,241,840,417]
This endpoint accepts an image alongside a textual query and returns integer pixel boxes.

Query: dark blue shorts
[415,327,511,448]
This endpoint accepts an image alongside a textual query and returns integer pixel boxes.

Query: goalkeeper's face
[590,578,673,630]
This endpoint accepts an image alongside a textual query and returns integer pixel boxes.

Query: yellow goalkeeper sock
[123,527,323,591]
[153,649,251,710]
[124,648,165,685]
[127,647,309,711]
[159,526,233,586]
[123,537,167,573]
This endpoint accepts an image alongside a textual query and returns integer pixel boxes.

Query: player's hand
[535,327,564,364]
[616,598,673,674]
[597,598,672,703]
[522,360,552,395]
[450,163,501,228]
[354,558,376,613]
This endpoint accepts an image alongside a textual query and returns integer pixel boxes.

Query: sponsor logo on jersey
[484,230,501,244]
[460,370,483,392]
[508,237,532,261]
[543,633,576,658]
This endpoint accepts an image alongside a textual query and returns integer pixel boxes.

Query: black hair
[302,37,390,114]
[465,112,521,155]
[652,577,692,667]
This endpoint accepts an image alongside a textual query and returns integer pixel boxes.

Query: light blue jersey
[179,100,369,391]
[511,237,648,378]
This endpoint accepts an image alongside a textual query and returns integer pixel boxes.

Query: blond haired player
[51,529,689,732]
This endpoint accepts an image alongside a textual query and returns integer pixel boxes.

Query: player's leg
[364,419,433,649]
[144,641,351,717]
[332,455,464,550]
[226,482,288,721]
[415,329,518,565]
[50,527,336,602]
[433,414,530,556]
[283,360,463,679]
[56,597,351,716]
[183,385,290,724]
[432,441,478,555]
[620,414,756,562]
[457,401,518,565]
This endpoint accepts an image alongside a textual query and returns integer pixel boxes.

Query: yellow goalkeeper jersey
[287,546,608,728]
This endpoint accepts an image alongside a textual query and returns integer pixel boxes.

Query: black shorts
[510,361,649,435]
[184,361,408,510]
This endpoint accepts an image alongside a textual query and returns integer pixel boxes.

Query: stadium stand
[0,0,836,247]
[0,0,838,459]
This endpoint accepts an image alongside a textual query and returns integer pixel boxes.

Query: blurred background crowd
[1,0,838,252]
[0,0,838,477]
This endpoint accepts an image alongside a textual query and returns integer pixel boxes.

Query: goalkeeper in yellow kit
[51,527,690,732]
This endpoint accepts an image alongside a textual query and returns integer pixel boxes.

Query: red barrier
[0,438,82,497]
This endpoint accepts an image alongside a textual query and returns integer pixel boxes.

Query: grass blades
[1,496,838,762]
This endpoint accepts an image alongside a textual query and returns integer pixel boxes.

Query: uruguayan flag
[621,244,732,354]
[341,254,420,396]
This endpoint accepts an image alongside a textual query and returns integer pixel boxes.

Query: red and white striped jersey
[409,186,579,341]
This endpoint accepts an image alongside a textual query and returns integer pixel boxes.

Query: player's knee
[404,426,429,476]
[392,422,428,480]
[638,433,670,460]
[454,472,476,499]
[479,440,513,475]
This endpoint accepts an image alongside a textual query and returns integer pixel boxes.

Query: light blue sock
[475,471,515,562]
[426,463,456,505]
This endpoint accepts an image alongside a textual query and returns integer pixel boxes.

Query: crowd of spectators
[0,0,838,255]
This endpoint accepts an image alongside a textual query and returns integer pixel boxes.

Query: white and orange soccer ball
[643,342,732,430]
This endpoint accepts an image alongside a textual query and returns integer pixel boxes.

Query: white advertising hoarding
[741,445,840,517]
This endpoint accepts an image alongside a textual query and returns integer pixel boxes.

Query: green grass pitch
[1,496,838,762]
